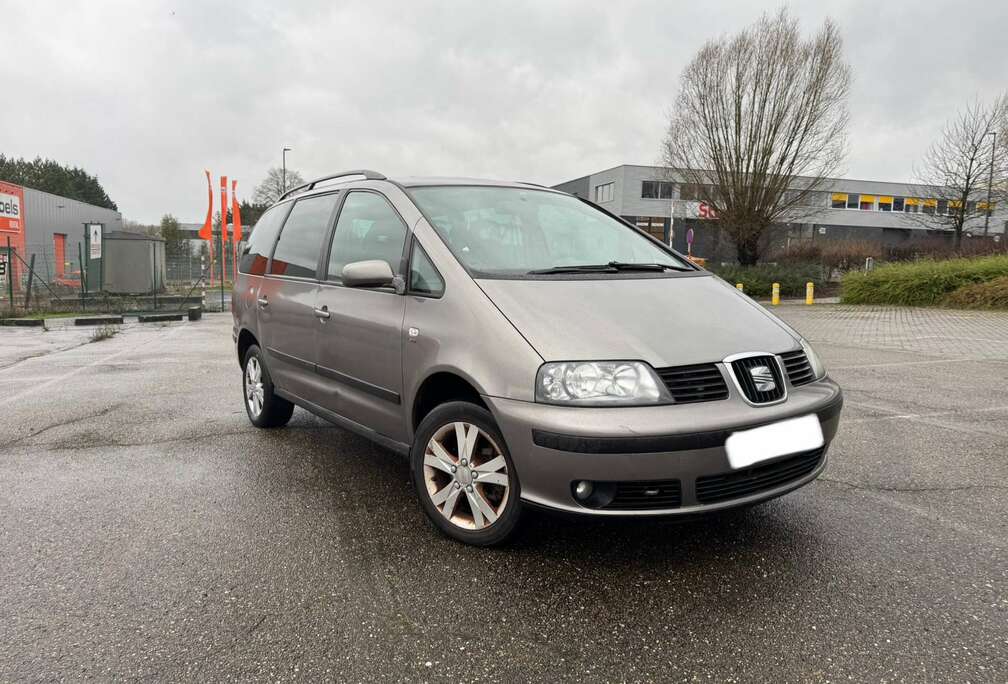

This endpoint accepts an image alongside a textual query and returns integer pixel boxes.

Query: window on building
[831,193,848,209]
[893,197,905,212]
[905,198,919,213]
[878,196,893,212]
[859,195,875,211]
[846,193,860,209]
[679,184,702,201]
[239,204,289,275]
[922,199,937,215]
[633,216,666,242]
[641,180,674,199]
[936,199,949,215]
[594,182,614,203]
[966,200,977,215]
[269,193,341,278]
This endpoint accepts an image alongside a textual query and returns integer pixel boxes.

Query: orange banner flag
[231,179,242,243]
[220,175,229,244]
[198,170,213,240]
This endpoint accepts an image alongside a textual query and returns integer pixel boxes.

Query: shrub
[841,255,1008,306]
[709,262,825,297]
[941,276,1008,309]
[769,240,884,277]
[885,237,1006,262]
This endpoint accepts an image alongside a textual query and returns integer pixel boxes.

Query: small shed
[94,231,166,294]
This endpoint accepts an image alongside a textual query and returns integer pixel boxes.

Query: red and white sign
[0,181,24,233]
[679,200,719,220]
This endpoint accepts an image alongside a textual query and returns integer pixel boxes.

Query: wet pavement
[1,306,1006,681]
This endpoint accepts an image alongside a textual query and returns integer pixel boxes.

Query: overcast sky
[4,0,1006,223]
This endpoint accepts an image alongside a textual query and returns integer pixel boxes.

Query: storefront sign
[0,181,24,233]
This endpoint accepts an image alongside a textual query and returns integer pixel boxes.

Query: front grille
[780,349,815,387]
[655,363,729,404]
[602,479,682,510]
[695,447,824,504]
[729,356,786,404]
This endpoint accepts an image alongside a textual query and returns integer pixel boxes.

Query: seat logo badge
[749,365,776,392]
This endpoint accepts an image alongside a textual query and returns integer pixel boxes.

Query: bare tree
[252,167,305,205]
[661,9,850,265]
[914,95,1007,248]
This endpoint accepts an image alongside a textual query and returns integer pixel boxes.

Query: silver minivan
[233,170,842,546]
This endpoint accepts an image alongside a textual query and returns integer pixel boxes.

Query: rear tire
[242,344,294,428]
[411,401,522,546]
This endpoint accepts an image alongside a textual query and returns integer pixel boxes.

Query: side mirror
[342,260,395,288]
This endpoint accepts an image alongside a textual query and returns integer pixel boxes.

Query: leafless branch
[661,8,850,264]
[913,94,1008,245]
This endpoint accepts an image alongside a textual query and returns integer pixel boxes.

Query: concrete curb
[138,313,184,323]
[74,316,125,326]
[0,318,46,327]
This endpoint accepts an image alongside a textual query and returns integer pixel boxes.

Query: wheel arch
[411,370,489,434]
[236,328,259,368]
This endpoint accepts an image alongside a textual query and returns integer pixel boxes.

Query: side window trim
[406,236,445,299]
[322,188,411,286]
[265,191,341,281]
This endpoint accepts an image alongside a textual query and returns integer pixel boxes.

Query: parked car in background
[233,170,843,545]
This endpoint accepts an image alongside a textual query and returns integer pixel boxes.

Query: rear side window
[269,193,340,278]
[238,205,286,275]
[326,191,407,281]
[408,240,444,297]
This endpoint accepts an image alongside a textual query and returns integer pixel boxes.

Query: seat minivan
[233,170,842,545]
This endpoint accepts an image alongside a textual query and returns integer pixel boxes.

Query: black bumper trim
[532,394,842,454]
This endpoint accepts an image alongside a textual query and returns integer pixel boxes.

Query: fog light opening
[574,480,594,500]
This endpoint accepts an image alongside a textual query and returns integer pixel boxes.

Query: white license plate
[724,414,824,470]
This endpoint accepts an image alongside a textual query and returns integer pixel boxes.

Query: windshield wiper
[605,261,693,272]
[527,261,693,275]
[526,264,616,275]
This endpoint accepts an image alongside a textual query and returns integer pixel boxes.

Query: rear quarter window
[238,205,287,276]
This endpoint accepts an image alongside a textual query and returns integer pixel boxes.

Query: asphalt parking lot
[1,306,1006,681]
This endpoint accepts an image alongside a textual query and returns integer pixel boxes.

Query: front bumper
[486,377,842,516]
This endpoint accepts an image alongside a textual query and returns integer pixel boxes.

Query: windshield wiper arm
[526,264,617,275]
[605,261,694,272]
[527,261,694,275]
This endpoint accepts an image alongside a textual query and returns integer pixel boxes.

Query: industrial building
[0,180,122,291]
[553,165,1005,259]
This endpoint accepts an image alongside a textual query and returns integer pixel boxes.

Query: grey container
[95,231,166,294]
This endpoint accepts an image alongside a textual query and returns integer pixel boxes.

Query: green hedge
[841,255,1008,306]
[709,262,825,297]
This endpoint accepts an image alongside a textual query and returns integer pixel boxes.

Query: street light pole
[983,131,996,237]
[282,146,292,195]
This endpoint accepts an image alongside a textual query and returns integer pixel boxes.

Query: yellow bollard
[805,281,814,305]
[736,283,744,292]
[771,282,780,306]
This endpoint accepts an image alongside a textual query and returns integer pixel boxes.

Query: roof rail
[278,169,387,202]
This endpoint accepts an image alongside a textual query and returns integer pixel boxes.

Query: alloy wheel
[423,421,510,530]
[245,356,265,417]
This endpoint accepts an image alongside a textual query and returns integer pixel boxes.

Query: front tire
[242,344,294,428]
[411,402,522,546]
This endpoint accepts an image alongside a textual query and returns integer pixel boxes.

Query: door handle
[257,296,269,308]
[314,306,331,320]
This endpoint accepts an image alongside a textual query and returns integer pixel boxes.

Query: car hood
[475,274,798,366]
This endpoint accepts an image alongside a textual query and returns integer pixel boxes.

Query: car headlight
[800,339,826,380]
[535,361,670,406]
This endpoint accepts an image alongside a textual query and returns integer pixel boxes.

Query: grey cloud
[4,0,1006,222]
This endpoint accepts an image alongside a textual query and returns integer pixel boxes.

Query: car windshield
[408,186,693,277]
